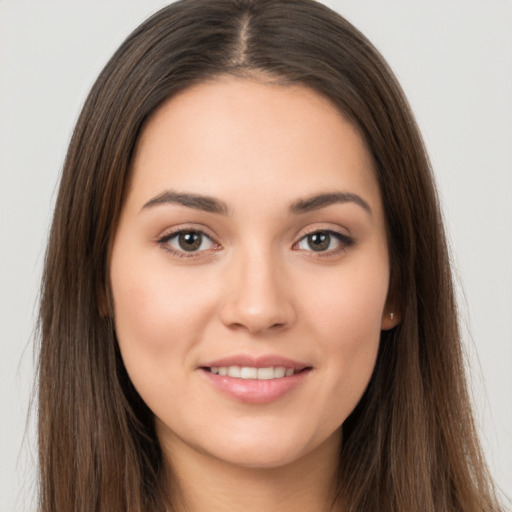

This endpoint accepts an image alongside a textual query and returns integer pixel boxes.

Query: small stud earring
[389,312,394,320]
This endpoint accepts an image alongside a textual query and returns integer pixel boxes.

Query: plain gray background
[1,1,511,510]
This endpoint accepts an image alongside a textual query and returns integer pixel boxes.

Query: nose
[219,248,296,334]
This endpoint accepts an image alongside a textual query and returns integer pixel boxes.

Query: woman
[37,0,504,510]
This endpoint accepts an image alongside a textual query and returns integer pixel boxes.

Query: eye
[295,230,353,254]
[159,229,217,255]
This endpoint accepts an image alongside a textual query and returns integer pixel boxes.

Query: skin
[109,76,399,511]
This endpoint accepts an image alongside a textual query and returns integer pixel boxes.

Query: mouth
[204,365,308,380]
[199,357,312,404]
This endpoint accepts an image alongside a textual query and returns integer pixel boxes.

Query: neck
[161,432,342,512]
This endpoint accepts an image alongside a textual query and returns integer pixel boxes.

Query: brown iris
[178,231,202,251]
[307,232,330,251]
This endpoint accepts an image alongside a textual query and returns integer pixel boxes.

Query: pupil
[178,232,201,251]
[308,232,330,251]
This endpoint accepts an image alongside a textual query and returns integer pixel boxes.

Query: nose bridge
[220,242,295,333]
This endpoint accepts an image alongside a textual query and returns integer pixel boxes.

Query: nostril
[218,276,296,333]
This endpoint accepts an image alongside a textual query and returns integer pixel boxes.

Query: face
[110,76,397,470]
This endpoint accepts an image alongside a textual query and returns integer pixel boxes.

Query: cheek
[111,234,214,339]
[302,254,389,341]
[298,257,388,413]
[109,242,216,398]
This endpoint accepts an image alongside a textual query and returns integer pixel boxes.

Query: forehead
[127,76,382,216]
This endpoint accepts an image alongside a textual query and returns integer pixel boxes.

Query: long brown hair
[37,1,503,510]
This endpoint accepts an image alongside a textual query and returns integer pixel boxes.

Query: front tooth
[240,367,258,379]
[227,366,241,378]
[213,366,295,379]
[257,367,275,380]
[274,367,286,378]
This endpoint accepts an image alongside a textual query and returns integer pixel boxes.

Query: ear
[98,289,109,317]
[381,309,401,330]
[97,279,112,318]
[381,263,401,330]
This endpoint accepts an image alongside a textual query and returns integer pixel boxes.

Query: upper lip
[200,354,310,371]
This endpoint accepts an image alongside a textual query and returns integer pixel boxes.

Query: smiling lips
[208,366,296,379]
[200,356,311,404]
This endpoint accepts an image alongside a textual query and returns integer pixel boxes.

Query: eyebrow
[290,192,372,216]
[142,190,230,215]
[141,189,372,217]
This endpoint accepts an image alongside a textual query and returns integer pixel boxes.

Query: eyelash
[293,229,354,258]
[157,228,220,259]
[156,228,354,259]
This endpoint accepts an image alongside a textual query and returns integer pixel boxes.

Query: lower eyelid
[172,234,213,251]
[157,229,219,253]
[156,228,353,257]
[295,230,353,248]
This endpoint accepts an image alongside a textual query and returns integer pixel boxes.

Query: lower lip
[201,369,311,404]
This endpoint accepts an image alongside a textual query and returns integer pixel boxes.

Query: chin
[211,442,303,469]
[191,422,341,471]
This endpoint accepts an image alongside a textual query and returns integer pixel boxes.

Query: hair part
[37,1,503,511]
